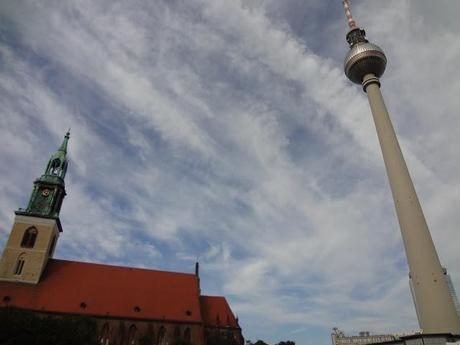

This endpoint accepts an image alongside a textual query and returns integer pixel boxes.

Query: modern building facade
[331,329,397,345]
[363,334,459,345]
[341,0,460,335]
[0,132,244,345]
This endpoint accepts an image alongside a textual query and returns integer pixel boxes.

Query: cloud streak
[0,1,459,344]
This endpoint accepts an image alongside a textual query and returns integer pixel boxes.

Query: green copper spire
[58,129,70,153]
[43,129,70,180]
[16,131,70,222]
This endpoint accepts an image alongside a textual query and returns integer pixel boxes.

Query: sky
[1,0,460,344]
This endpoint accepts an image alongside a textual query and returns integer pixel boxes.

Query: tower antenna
[341,0,357,30]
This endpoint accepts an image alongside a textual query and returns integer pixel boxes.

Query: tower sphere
[344,41,387,84]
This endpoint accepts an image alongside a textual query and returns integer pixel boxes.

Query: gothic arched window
[100,323,110,345]
[184,328,191,344]
[21,227,38,248]
[127,325,137,345]
[51,158,62,176]
[174,326,180,341]
[14,254,26,275]
[158,326,167,345]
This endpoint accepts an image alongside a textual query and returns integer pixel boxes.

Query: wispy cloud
[1,1,459,344]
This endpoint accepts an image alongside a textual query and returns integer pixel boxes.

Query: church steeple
[16,131,70,220]
[0,131,71,284]
[59,130,70,153]
[44,130,69,180]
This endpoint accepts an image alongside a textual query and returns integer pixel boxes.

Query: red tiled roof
[200,295,239,328]
[0,259,202,322]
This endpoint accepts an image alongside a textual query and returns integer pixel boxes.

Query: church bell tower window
[14,254,26,275]
[21,227,38,248]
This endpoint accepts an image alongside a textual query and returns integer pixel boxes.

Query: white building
[331,329,396,345]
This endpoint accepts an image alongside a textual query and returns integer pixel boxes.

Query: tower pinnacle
[58,129,70,153]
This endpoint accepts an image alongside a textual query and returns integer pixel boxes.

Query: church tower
[0,131,70,284]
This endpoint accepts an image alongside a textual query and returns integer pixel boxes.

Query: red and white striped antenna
[342,0,357,29]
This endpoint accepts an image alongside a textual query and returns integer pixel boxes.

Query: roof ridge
[49,258,196,277]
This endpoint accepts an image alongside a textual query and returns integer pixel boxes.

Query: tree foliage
[0,307,99,345]
[276,341,295,345]
[254,341,269,345]
[246,340,295,345]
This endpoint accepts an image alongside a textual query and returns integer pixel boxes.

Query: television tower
[341,0,460,334]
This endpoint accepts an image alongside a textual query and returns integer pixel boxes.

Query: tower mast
[341,0,460,334]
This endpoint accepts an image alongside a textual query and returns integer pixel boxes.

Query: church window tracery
[158,326,167,345]
[127,325,137,345]
[100,323,110,345]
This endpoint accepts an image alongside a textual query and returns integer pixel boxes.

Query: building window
[127,325,137,345]
[21,227,38,248]
[49,235,57,256]
[100,323,110,345]
[184,328,191,344]
[14,254,26,275]
[174,326,180,341]
[158,326,167,345]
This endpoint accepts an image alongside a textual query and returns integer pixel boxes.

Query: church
[0,132,244,345]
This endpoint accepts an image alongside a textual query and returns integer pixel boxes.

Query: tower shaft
[362,74,460,333]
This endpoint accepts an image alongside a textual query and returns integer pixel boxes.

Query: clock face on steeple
[29,187,54,216]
